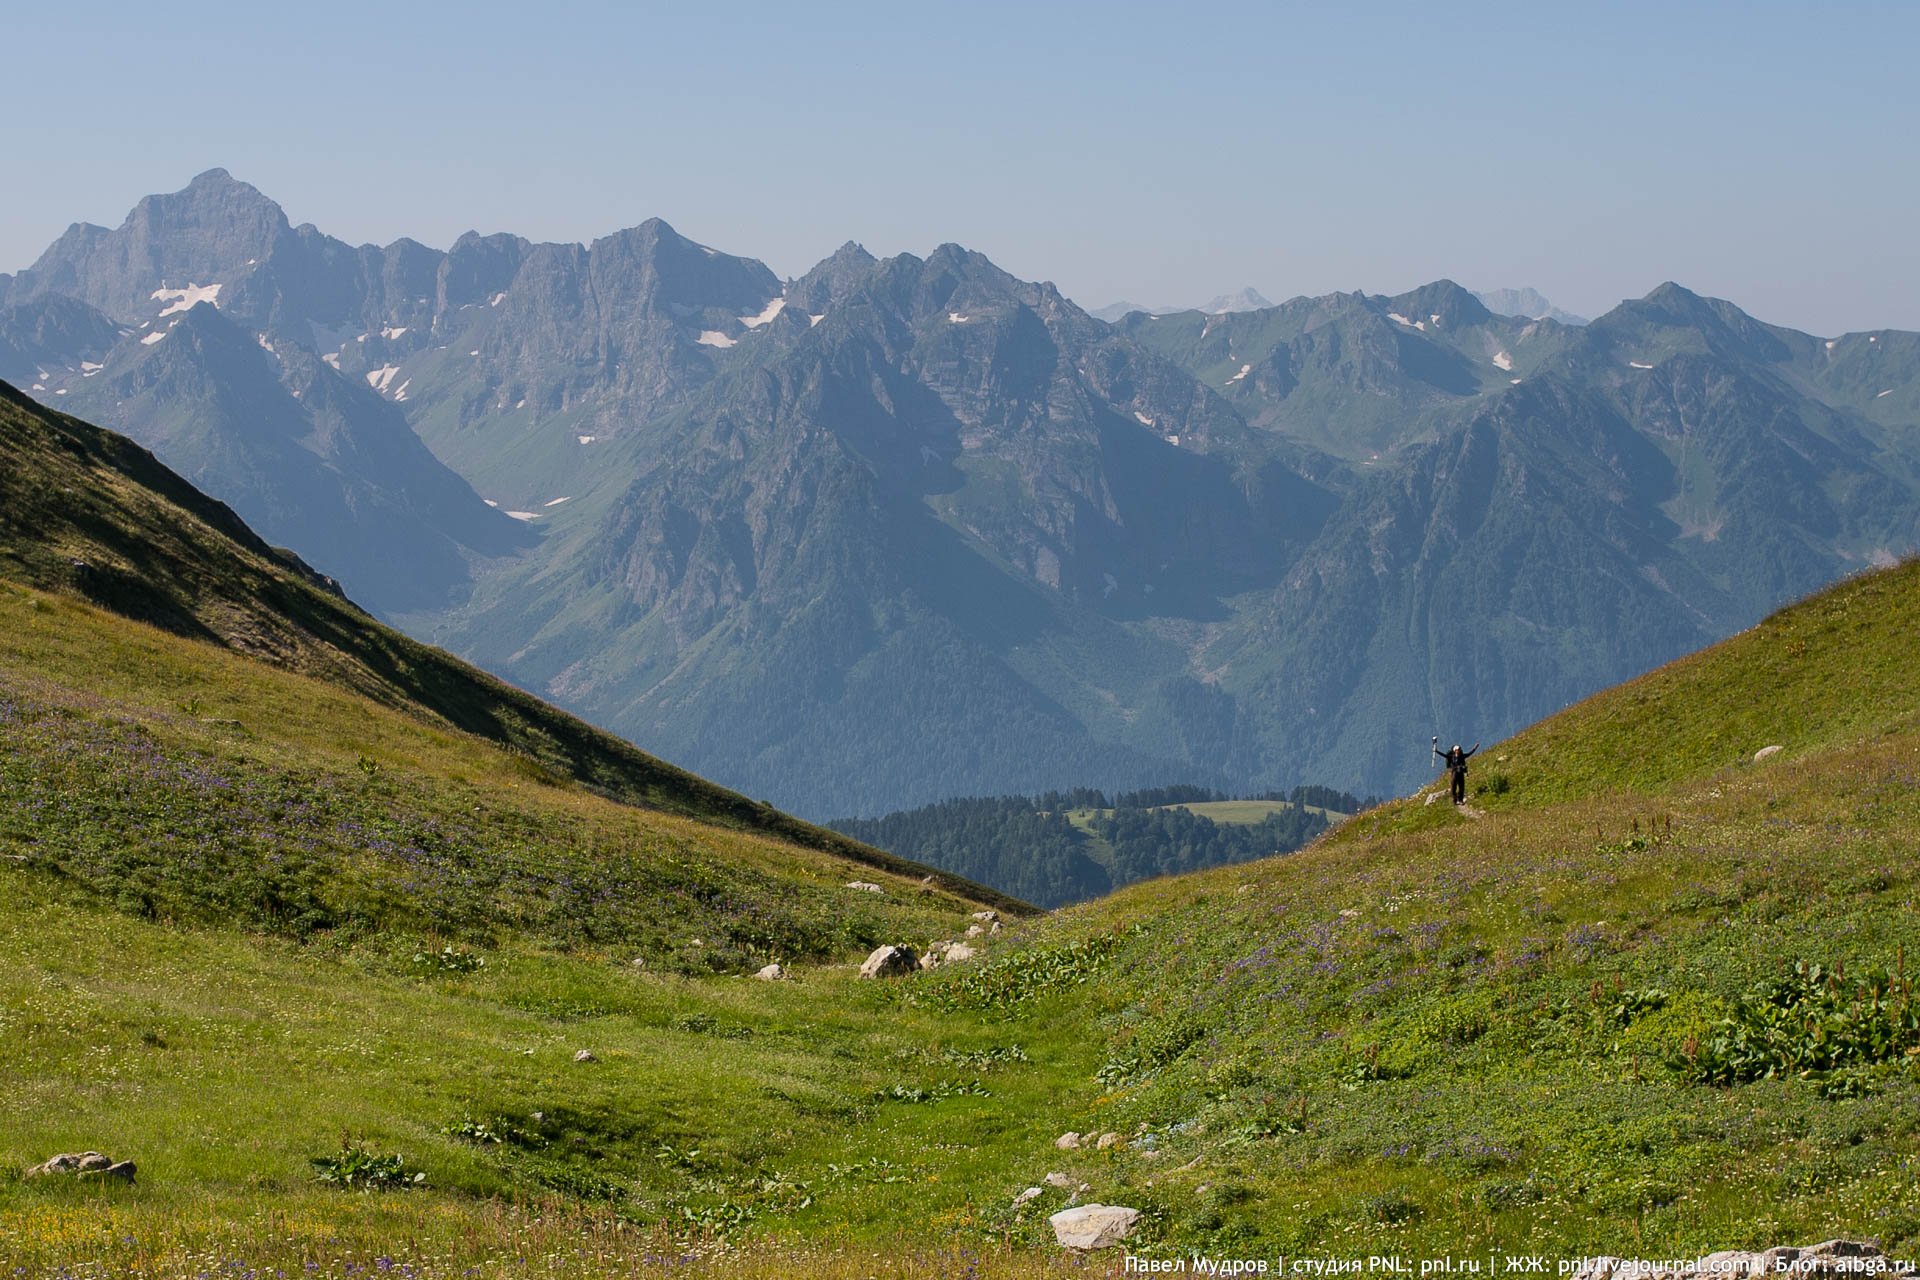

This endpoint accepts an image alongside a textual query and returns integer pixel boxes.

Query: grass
[10,378,1920,1270]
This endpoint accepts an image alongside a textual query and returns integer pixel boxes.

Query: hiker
[1433,738,1479,805]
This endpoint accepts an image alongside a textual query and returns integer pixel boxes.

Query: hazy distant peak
[1474,286,1588,326]
[1201,287,1273,314]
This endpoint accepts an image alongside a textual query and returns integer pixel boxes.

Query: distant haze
[3,2,1917,337]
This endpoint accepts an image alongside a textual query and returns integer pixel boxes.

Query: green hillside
[7,379,1920,1273]
[0,382,1018,906]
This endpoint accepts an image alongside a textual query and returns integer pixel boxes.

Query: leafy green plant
[1673,960,1920,1086]
[310,1143,424,1190]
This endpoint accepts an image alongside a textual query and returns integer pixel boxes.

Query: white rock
[1048,1203,1141,1250]
[572,1049,597,1063]
[754,963,784,981]
[846,881,885,894]
[971,910,999,922]
[1055,1131,1083,1150]
[1044,1171,1075,1189]
[1094,1131,1123,1150]
[966,924,987,937]
[1012,1186,1043,1208]
[942,943,977,963]
[1754,744,1783,762]
[859,944,918,979]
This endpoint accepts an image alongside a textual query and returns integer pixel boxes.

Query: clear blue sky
[4,0,1916,335]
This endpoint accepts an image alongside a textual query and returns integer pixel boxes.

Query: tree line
[827,784,1368,909]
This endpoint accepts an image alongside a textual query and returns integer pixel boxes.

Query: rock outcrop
[859,944,918,979]
[1048,1203,1141,1250]
[26,1152,136,1183]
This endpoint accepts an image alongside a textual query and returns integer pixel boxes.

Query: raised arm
[1463,743,1480,758]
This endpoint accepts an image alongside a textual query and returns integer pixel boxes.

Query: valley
[4,385,1919,1271]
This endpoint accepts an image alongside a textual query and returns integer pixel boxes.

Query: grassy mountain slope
[0,381,1016,899]
[9,542,1920,1276]
[990,555,1920,1253]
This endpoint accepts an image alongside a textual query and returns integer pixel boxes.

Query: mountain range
[8,170,1919,816]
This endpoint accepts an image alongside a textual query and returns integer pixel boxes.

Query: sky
[3,0,1916,336]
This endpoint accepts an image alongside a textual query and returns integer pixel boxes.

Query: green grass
[11,376,1920,1271]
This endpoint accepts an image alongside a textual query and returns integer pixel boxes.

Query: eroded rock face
[859,944,918,979]
[1048,1203,1140,1250]
[1569,1240,1883,1280]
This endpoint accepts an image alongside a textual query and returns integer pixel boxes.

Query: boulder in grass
[1054,1131,1083,1150]
[754,963,785,981]
[846,881,885,894]
[1048,1203,1140,1250]
[1754,744,1784,763]
[859,944,918,979]
[573,1049,598,1063]
[27,1152,135,1183]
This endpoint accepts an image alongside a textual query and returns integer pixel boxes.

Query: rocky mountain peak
[1383,279,1494,330]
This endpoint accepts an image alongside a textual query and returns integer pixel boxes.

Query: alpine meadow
[6,5,1920,1276]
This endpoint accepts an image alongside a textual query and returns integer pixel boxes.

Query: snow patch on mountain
[367,365,401,392]
[140,329,168,345]
[1225,364,1251,384]
[1493,351,1513,371]
[152,283,221,316]
[697,331,736,348]
[738,297,786,328]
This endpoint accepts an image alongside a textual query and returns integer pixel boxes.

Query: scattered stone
[859,944,918,979]
[1048,1203,1141,1250]
[572,1049,597,1063]
[690,938,703,947]
[846,881,885,894]
[1754,744,1784,763]
[1012,1186,1044,1208]
[990,921,1001,934]
[1044,1171,1075,1188]
[1055,1131,1083,1150]
[971,910,999,923]
[1095,1131,1123,1150]
[943,943,977,963]
[630,957,646,968]
[1424,791,1442,806]
[966,924,987,938]
[1568,1241,1882,1280]
[754,963,784,981]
